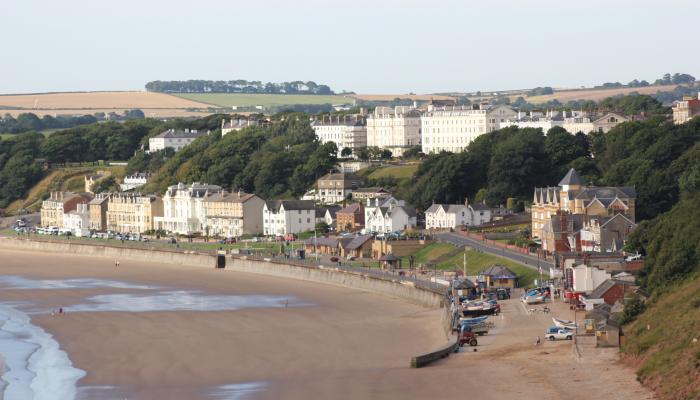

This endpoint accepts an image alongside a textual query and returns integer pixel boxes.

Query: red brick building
[336,203,364,231]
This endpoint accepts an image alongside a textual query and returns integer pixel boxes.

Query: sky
[2,0,699,94]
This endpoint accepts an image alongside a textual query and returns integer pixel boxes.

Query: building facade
[201,191,265,238]
[315,172,364,204]
[154,182,222,235]
[421,104,516,154]
[425,201,492,229]
[221,118,259,136]
[120,172,150,191]
[364,197,416,233]
[41,192,92,228]
[532,169,636,240]
[336,203,364,231]
[672,93,700,124]
[63,203,90,237]
[88,194,110,231]
[263,200,317,236]
[366,106,422,156]
[311,115,367,157]
[106,193,163,234]
[148,129,207,153]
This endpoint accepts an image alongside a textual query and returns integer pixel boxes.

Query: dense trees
[141,115,338,199]
[0,113,98,134]
[145,80,334,94]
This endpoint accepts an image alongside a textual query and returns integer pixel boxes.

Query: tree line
[595,72,695,89]
[0,110,146,134]
[145,80,334,95]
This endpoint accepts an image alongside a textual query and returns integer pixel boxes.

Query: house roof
[379,253,398,261]
[353,187,389,194]
[154,129,206,139]
[549,213,585,233]
[266,200,316,212]
[588,279,618,299]
[203,191,257,204]
[575,186,636,201]
[315,205,341,218]
[342,235,372,250]
[304,237,340,247]
[470,203,490,211]
[558,168,586,186]
[88,194,110,205]
[337,203,362,214]
[480,265,517,279]
[454,279,476,289]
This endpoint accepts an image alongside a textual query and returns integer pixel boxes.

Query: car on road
[545,327,573,341]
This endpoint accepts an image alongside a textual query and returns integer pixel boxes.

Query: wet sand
[0,249,654,399]
[0,249,446,399]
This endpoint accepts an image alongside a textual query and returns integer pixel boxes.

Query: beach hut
[478,265,517,289]
[379,253,399,269]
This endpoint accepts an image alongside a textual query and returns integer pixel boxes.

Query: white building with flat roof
[63,203,90,237]
[120,172,150,191]
[366,106,422,157]
[421,104,516,154]
[311,115,367,157]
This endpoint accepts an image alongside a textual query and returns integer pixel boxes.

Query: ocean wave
[0,305,84,400]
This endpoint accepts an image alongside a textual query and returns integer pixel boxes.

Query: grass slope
[172,93,351,108]
[623,275,700,400]
[6,165,124,214]
[366,164,419,180]
[411,242,543,286]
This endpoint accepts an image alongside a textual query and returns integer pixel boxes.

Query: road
[435,232,555,271]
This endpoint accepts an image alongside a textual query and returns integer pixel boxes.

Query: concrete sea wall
[0,238,447,309]
[0,237,455,366]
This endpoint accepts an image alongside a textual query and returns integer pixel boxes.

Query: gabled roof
[575,186,636,201]
[480,265,517,279]
[154,129,206,139]
[470,203,490,211]
[203,191,258,204]
[353,187,389,194]
[337,203,362,214]
[266,200,316,212]
[454,279,475,289]
[342,235,373,250]
[588,279,618,299]
[558,168,585,186]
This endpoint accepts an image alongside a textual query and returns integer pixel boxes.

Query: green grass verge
[408,242,543,287]
[172,93,351,108]
[411,242,457,265]
[367,164,418,180]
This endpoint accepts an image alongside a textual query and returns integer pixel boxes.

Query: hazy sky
[2,0,698,94]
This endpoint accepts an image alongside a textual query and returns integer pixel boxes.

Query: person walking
[115,260,120,268]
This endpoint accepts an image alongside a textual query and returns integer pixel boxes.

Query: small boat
[553,317,577,330]
[460,315,488,326]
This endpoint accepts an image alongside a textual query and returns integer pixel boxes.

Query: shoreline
[0,247,450,399]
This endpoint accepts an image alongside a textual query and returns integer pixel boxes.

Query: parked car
[545,327,573,341]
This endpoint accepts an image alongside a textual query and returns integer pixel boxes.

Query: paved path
[435,232,555,271]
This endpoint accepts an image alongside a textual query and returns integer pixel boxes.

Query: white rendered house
[311,115,367,157]
[263,200,317,236]
[154,182,222,234]
[63,203,90,237]
[366,106,422,156]
[148,129,207,153]
[363,197,416,234]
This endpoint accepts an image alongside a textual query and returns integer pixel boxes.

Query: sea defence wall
[0,238,214,268]
[0,237,456,366]
[229,257,446,309]
[0,238,447,310]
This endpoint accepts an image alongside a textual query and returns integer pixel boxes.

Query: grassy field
[409,242,543,287]
[524,84,678,104]
[366,164,419,180]
[172,93,352,108]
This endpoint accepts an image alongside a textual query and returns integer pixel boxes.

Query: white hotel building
[421,105,516,154]
[366,106,422,157]
[154,182,222,235]
[311,115,367,157]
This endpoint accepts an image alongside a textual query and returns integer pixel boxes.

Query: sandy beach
[0,248,654,399]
